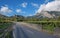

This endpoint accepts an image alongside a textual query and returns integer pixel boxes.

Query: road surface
[13,22,58,38]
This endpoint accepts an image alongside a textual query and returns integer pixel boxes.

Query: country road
[12,22,58,38]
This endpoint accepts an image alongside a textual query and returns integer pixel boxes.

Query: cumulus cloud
[0,5,13,16]
[55,0,60,1]
[36,0,60,18]
[0,6,12,13]
[31,3,39,8]
[16,9,26,14]
[21,2,27,8]
[37,0,60,13]
[37,4,45,13]
[16,9,22,13]
[29,14,33,16]
[45,0,49,3]
[45,1,60,11]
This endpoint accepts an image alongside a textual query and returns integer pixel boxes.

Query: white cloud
[45,1,60,11]
[37,4,45,13]
[37,0,60,13]
[29,14,33,16]
[16,9,22,13]
[0,6,12,13]
[36,0,60,18]
[45,0,49,3]
[55,0,60,1]
[0,5,13,16]
[21,2,27,8]
[29,14,35,16]
[16,9,26,14]
[31,3,39,8]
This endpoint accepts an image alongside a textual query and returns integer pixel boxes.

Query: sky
[0,0,55,16]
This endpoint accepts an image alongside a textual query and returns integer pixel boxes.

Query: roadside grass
[0,22,12,29]
[5,31,13,38]
[26,21,60,33]
[0,21,12,35]
[42,23,55,33]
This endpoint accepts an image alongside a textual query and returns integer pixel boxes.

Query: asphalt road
[13,22,58,38]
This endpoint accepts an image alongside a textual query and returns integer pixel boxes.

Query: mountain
[10,15,25,21]
[10,15,24,18]
[0,14,8,18]
[47,11,60,17]
[35,11,60,18]
[35,0,60,18]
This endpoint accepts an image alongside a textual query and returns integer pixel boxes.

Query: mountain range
[0,11,60,19]
[35,11,60,18]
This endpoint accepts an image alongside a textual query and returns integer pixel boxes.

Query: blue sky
[0,0,54,16]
